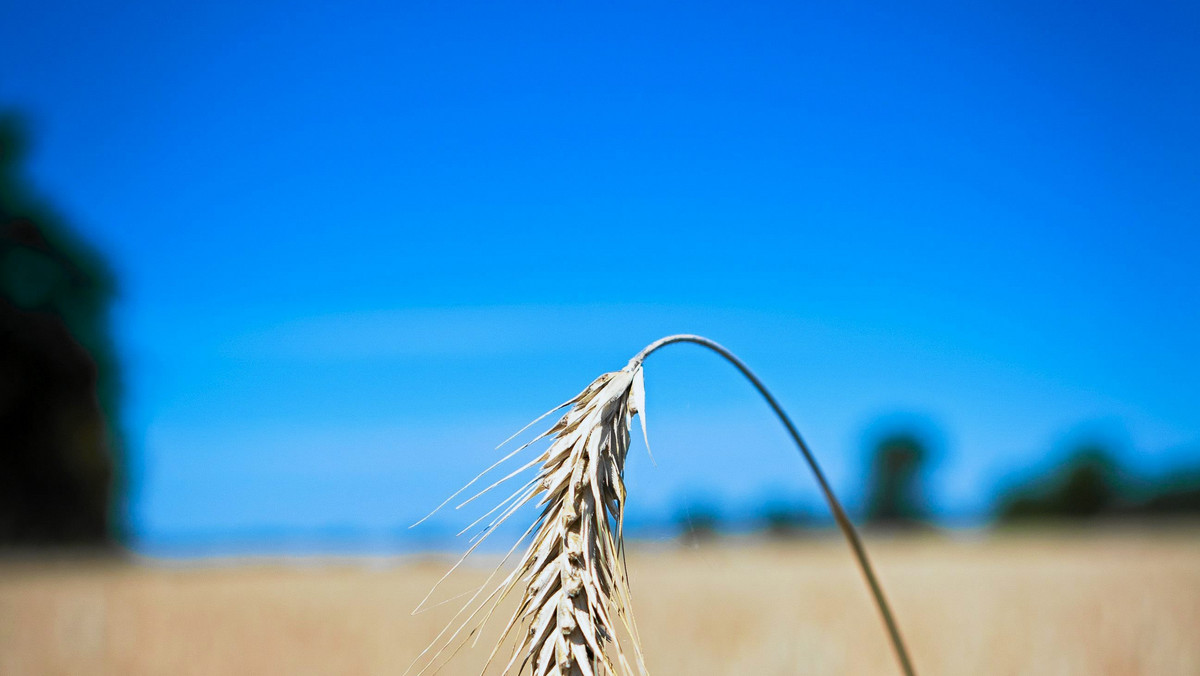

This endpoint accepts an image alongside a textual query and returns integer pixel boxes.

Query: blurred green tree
[675,500,720,543]
[865,432,929,528]
[997,445,1120,522]
[1138,467,1200,516]
[760,499,811,538]
[0,112,122,545]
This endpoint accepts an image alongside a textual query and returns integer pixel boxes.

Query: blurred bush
[759,499,813,538]
[998,446,1121,521]
[997,442,1200,523]
[675,500,720,543]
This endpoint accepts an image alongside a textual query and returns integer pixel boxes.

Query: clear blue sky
[3,0,1198,552]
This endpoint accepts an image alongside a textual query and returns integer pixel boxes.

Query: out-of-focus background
[2,1,1198,674]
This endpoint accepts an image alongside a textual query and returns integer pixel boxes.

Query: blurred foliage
[997,443,1200,523]
[1138,470,1200,516]
[759,500,812,538]
[675,501,720,544]
[865,431,930,529]
[0,112,122,546]
[998,446,1121,521]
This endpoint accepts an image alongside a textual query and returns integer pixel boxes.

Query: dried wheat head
[410,359,650,676]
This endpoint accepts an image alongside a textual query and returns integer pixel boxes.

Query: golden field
[2,530,1198,675]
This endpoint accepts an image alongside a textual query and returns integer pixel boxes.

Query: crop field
[2,530,1198,675]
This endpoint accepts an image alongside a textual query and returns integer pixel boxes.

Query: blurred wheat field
[2,531,1198,675]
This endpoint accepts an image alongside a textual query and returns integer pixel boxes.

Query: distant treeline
[997,445,1200,523]
[674,433,1200,539]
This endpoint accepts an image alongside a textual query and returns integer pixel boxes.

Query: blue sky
[3,0,1198,551]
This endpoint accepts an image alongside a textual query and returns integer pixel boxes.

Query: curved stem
[632,334,916,676]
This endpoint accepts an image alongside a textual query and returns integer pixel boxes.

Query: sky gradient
[3,0,1198,552]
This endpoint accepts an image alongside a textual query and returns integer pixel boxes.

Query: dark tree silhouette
[1138,468,1200,516]
[675,500,720,543]
[997,445,1120,522]
[996,441,1200,523]
[0,113,122,546]
[865,432,929,528]
[760,499,811,538]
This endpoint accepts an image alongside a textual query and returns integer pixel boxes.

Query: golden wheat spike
[410,336,915,676]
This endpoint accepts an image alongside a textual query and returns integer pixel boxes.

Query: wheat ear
[411,335,915,676]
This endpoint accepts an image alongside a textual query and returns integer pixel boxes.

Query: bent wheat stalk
[411,334,915,676]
